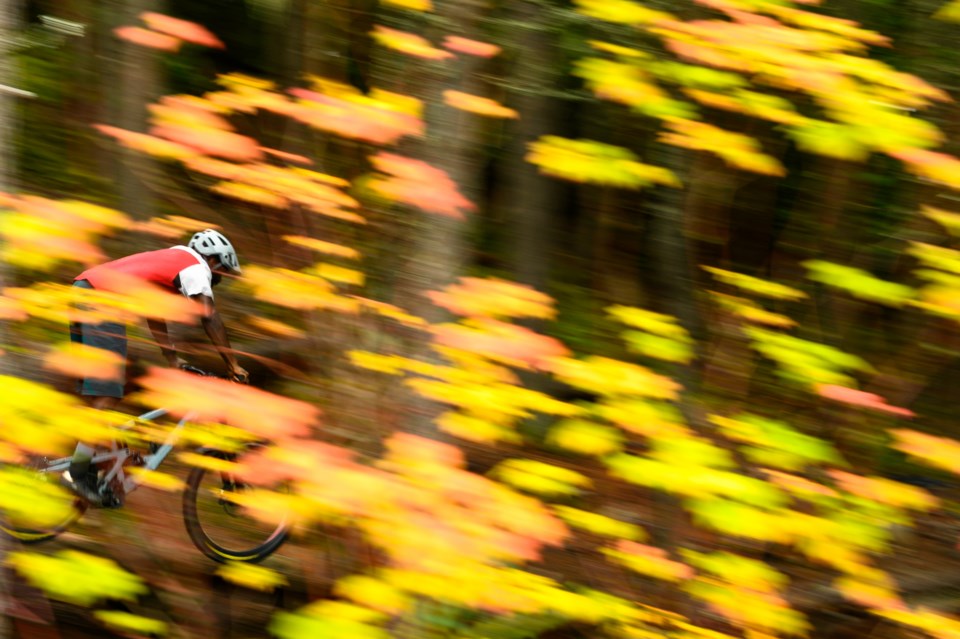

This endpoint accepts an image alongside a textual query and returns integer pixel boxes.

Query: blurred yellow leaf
[835,567,905,611]
[244,265,359,312]
[382,0,432,10]
[891,429,960,475]
[528,136,681,188]
[828,470,938,511]
[178,451,243,473]
[604,541,693,581]
[660,120,784,176]
[93,611,168,636]
[550,356,681,399]
[436,411,522,444]
[126,467,185,492]
[547,419,625,456]
[283,235,360,259]
[574,0,673,24]
[8,550,147,606]
[217,561,288,591]
[312,263,365,286]
[335,575,412,614]
[348,351,408,375]
[212,181,288,207]
[554,506,646,540]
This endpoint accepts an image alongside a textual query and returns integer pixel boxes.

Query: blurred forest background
[5,0,960,637]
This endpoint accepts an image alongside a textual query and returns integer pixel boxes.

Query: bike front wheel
[0,462,87,543]
[182,449,290,563]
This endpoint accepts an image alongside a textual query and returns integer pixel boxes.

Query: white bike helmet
[189,229,241,274]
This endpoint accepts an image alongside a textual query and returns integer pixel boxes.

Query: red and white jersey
[76,246,214,298]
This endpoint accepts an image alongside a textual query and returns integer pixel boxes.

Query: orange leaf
[134,367,319,440]
[211,181,288,208]
[443,91,518,118]
[287,87,424,145]
[140,12,224,48]
[133,215,221,240]
[150,124,263,161]
[259,147,313,165]
[94,124,198,160]
[369,152,474,218]
[443,36,501,57]
[0,296,27,321]
[816,384,914,417]
[44,342,125,380]
[245,316,306,339]
[371,25,453,60]
[432,319,570,369]
[82,269,205,323]
[237,440,356,485]
[283,235,360,259]
[113,26,180,51]
[427,277,556,319]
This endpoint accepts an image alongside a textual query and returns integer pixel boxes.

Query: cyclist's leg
[67,280,128,503]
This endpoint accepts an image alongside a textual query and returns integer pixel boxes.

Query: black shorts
[70,279,127,398]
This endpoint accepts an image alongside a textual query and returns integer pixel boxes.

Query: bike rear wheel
[0,462,87,543]
[182,448,289,563]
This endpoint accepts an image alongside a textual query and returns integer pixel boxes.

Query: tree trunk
[384,0,487,437]
[500,1,569,293]
[111,0,160,219]
[0,0,20,633]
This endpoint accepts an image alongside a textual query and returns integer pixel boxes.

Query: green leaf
[607,306,688,338]
[804,260,914,306]
[935,0,960,22]
[702,267,807,300]
[745,327,874,386]
[622,331,695,363]
[491,459,592,496]
[681,550,788,592]
[789,120,869,161]
[711,413,843,470]
[651,62,747,90]
[688,500,787,542]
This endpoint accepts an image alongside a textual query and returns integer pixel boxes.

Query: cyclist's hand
[229,365,249,384]
[174,356,189,369]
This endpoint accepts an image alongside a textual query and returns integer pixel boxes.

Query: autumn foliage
[5,3,960,639]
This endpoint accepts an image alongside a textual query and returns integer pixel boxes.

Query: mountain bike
[0,369,291,563]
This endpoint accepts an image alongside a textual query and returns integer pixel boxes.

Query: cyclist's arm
[191,293,248,382]
[146,317,186,368]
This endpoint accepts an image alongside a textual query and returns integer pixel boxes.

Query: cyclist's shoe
[60,471,103,507]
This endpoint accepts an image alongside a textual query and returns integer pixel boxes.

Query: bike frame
[39,408,191,498]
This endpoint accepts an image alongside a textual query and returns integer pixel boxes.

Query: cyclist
[64,229,249,505]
